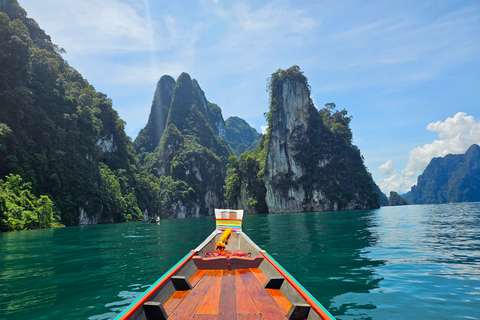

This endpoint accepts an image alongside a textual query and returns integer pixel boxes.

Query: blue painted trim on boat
[263,251,336,319]
[114,251,194,320]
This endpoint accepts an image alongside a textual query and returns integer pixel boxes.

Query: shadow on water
[244,210,385,319]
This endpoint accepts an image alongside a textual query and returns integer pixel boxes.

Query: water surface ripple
[0,203,479,319]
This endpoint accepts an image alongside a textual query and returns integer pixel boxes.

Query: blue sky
[19,0,480,194]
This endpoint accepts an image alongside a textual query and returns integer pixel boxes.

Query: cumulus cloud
[377,172,414,194]
[261,125,268,135]
[379,160,395,175]
[403,112,480,179]
[377,112,480,194]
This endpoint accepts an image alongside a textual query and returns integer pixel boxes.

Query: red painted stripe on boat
[260,251,335,320]
[116,250,197,320]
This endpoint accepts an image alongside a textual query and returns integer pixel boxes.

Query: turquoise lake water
[1,203,479,319]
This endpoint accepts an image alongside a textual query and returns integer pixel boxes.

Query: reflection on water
[1,203,479,319]
[245,210,385,318]
[341,203,480,320]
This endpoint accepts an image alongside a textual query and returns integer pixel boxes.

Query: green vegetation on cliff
[140,73,231,217]
[0,1,156,226]
[0,174,59,231]
[388,191,407,206]
[225,116,262,156]
[225,66,379,212]
[134,75,175,155]
[410,144,480,204]
[265,66,379,210]
[225,150,268,213]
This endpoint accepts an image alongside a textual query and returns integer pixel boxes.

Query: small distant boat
[150,216,160,223]
[116,209,335,320]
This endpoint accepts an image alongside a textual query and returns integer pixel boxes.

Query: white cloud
[260,125,268,135]
[377,112,480,193]
[377,172,414,194]
[379,160,395,175]
[21,0,155,54]
[402,112,480,179]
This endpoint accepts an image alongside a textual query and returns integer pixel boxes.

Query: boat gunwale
[261,251,336,320]
[114,250,196,320]
[114,219,336,320]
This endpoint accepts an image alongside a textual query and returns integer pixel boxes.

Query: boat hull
[115,229,335,320]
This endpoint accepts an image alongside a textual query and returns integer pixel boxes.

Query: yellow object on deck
[220,228,231,242]
[216,228,231,250]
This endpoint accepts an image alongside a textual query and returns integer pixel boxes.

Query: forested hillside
[225,66,379,213]
[1,1,385,229]
[0,0,157,228]
[410,144,480,204]
[135,73,231,218]
[225,116,262,156]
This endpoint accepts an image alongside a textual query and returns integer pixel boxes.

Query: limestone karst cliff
[263,66,379,213]
[141,73,231,218]
[134,75,175,154]
[0,1,148,226]
[410,144,480,204]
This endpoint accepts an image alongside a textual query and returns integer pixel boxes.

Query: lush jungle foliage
[0,174,60,231]
[388,191,407,206]
[225,116,262,156]
[262,66,379,209]
[0,1,154,227]
[140,73,231,217]
[1,1,385,228]
[225,149,268,213]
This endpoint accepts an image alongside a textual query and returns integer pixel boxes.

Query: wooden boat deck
[116,212,334,320]
[164,268,296,320]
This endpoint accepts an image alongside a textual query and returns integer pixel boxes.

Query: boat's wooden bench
[192,254,264,269]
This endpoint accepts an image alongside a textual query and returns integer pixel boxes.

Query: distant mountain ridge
[410,144,480,204]
[225,116,262,156]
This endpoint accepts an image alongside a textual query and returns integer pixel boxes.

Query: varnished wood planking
[194,314,219,320]
[197,269,223,314]
[238,269,289,320]
[163,290,190,315]
[190,269,207,287]
[235,269,260,315]
[218,269,236,320]
[266,288,292,315]
[237,314,262,320]
[250,268,268,286]
[169,270,221,320]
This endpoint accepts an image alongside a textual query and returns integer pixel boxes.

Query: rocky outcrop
[264,78,310,212]
[410,144,480,204]
[264,66,379,213]
[145,73,231,218]
[134,75,175,153]
[95,135,116,153]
